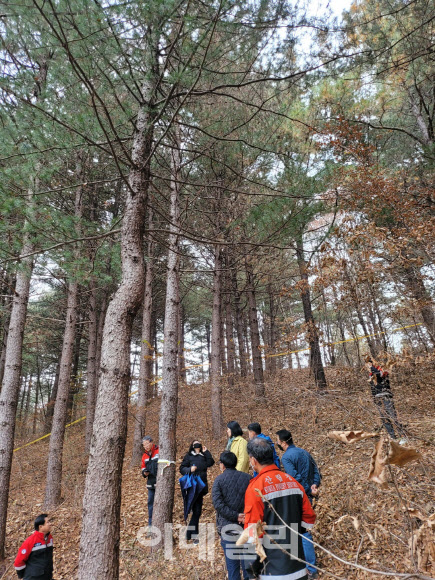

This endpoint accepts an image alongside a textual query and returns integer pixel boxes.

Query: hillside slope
[3,366,434,579]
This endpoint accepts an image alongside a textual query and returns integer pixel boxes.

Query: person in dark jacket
[180,440,215,542]
[366,357,407,443]
[247,422,280,475]
[141,435,159,526]
[212,451,251,580]
[276,430,321,579]
[14,514,53,580]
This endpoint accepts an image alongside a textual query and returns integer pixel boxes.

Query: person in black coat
[180,440,215,541]
[212,452,251,580]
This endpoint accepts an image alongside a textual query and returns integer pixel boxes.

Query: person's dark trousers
[147,487,155,525]
[220,535,249,580]
[186,493,204,539]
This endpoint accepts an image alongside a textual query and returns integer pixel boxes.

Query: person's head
[219,451,237,471]
[188,440,202,453]
[276,429,293,451]
[34,514,51,534]
[142,436,153,452]
[227,421,243,438]
[247,422,261,439]
[247,437,274,473]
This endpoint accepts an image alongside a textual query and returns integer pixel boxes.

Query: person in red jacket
[141,435,159,526]
[243,437,316,579]
[14,514,53,580]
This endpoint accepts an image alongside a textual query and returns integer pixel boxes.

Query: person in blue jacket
[276,429,321,580]
[247,422,280,476]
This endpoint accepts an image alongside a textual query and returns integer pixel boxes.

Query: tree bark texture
[231,269,248,378]
[131,208,155,466]
[152,136,181,542]
[245,259,265,398]
[85,278,98,454]
[296,236,327,390]
[0,175,37,558]
[211,245,224,439]
[78,71,156,579]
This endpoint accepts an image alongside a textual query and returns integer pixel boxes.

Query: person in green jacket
[226,421,250,473]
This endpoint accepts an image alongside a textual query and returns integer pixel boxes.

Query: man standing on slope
[14,514,53,580]
[247,422,280,476]
[276,430,321,579]
[141,435,159,526]
[243,437,316,580]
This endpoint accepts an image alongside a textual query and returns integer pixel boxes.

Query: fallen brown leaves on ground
[4,365,435,579]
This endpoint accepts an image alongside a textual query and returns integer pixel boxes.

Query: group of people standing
[141,420,321,580]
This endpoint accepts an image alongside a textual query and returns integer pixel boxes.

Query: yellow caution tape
[13,415,86,452]
[13,322,423,453]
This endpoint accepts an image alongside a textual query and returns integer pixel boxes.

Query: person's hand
[311,484,319,496]
[238,513,245,524]
[191,465,197,472]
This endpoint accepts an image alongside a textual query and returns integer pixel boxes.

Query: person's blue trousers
[302,530,316,574]
[147,488,155,525]
[220,535,249,580]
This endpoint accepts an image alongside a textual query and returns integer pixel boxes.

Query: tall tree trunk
[205,321,211,378]
[0,175,37,558]
[245,259,265,398]
[231,269,247,377]
[45,355,61,433]
[220,307,228,376]
[224,275,236,387]
[85,279,98,454]
[0,273,15,389]
[178,301,186,382]
[152,133,181,543]
[267,282,277,374]
[44,166,83,509]
[211,245,224,439]
[296,236,327,390]
[78,60,157,579]
[131,209,155,466]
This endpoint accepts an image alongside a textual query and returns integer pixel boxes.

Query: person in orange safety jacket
[243,437,316,580]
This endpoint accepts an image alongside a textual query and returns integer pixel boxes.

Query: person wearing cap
[180,440,215,542]
[141,435,159,526]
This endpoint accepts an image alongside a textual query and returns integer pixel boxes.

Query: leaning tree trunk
[296,235,327,390]
[78,71,157,579]
[131,208,155,466]
[211,245,224,439]
[152,134,181,545]
[0,173,38,559]
[44,167,83,509]
[245,258,265,398]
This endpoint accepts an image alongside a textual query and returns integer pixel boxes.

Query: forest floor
[3,365,435,579]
